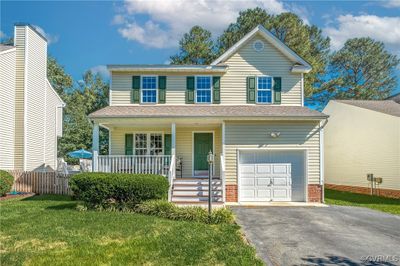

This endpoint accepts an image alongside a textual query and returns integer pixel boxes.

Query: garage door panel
[241,178,255,186]
[256,177,271,186]
[272,165,290,174]
[257,189,271,198]
[239,150,305,202]
[273,177,290,186]
[240,165,255,174]
[256,165,271,174]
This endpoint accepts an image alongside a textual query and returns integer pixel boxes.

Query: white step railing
[220,154,226,202]
[168,155,176,201]
[97,155,171,176]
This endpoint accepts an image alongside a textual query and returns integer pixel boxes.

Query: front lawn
[325,189,400,215]
[0,195,262,265]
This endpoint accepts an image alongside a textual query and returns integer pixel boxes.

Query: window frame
[256,75,274,104]
[131,132,164,155]
[195,75,212,104]
[140,75,158,104]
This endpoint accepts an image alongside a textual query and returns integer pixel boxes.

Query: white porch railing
[97,155,171,176]
[220,154,226,202]
[168,155,176,201]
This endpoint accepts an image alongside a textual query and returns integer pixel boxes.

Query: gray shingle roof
[387,93,400,104]
[0,45,15,53]
[335,100,400,117]
[89,105,327,119]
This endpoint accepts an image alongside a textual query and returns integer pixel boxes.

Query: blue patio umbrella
[68,148,92,159]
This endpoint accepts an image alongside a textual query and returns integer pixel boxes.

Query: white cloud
[115,0,287,48]
[90,65,110,79]
[324,14,400,55]
[381,0,400,8]
[33,25,59,44]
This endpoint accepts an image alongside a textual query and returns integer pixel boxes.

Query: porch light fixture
[270,132,281,138]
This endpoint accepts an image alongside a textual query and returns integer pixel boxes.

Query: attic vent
[253,40,264,52]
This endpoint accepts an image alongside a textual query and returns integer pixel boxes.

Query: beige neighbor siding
[14,26,26,169]
[0,49,16,170]
[224,121,321,185]
[44,82,64,170]
[24,27,48,171]
[221,33,302,106]
[110,125,222,177]
[324,101,400,191]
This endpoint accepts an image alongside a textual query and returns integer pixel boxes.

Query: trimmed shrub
[135,200,235,224]
[69,173,169,208]
[0,170,14,196]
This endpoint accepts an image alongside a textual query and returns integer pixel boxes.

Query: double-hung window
[141,76,157,103]
[195,76,212,103]
[134,133,163,155]
[257,76,273,104]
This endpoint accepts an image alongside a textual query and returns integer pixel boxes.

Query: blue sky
[1,0,399,94]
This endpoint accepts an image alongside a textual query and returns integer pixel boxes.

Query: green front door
[194,133,213,171]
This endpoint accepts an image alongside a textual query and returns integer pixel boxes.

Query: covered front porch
[91,118,226,203]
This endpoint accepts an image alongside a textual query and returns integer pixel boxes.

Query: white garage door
[239,150,305,202]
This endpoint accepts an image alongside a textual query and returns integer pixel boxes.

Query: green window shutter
[273,77,282,104]
[158,76,166,104]
[164,134,171,155]
[125,134,133,155]
[132,76,140,103]
[212,76,221,104]
[247,76,256,103]
[186,76,195,104]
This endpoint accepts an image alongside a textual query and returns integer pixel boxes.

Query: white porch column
[222,121,225,156]
[92,122,99,172]
[171,123,176,156]
[221,121,226,202]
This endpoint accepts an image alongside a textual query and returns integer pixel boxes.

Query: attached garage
[238,150,306,202]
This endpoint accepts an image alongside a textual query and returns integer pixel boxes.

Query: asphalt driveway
[232,206,400,266]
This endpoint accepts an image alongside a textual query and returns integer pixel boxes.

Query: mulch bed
[0,192,35,201]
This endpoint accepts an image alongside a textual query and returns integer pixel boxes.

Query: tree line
[170,8,399,108]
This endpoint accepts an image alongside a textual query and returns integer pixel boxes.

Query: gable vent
[253,40,264,52]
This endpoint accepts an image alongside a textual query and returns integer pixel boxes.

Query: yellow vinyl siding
[224,121,321,185]
[221,34,301,105]
[110,35,302,106]
[0,49,16,169]
[110,126,222,177]
[324,101,400,191]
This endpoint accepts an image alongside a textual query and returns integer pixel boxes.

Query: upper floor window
[196,76,212,103]
[257,76,273,104]
[141,76,157,103]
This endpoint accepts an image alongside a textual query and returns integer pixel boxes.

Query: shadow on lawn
[302,255,397,266]
[22,194,73,202]
[325,189,400,206]
[45,203,77,210]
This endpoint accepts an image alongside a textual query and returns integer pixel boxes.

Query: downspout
[319,118,328,203]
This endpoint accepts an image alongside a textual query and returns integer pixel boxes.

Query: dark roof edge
[14,23,48,42]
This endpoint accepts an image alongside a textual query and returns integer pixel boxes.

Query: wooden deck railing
[97,155,172,176]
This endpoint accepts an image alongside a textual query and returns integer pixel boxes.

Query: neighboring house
[387,92,400,104]
[323,100,400,198]
[89,25,327,204]
[0,24,65,172]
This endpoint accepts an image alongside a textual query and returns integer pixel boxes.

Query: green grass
[325,189,400,215]
[0,195,263,266]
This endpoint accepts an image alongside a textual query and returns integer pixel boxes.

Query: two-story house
[0,24,64,172]
[89,25,327,204]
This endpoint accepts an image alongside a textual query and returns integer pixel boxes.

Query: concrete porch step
[173,180,222,186]
[171,195,223,202]
[173,190,223,196]
[173,184,222,190]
